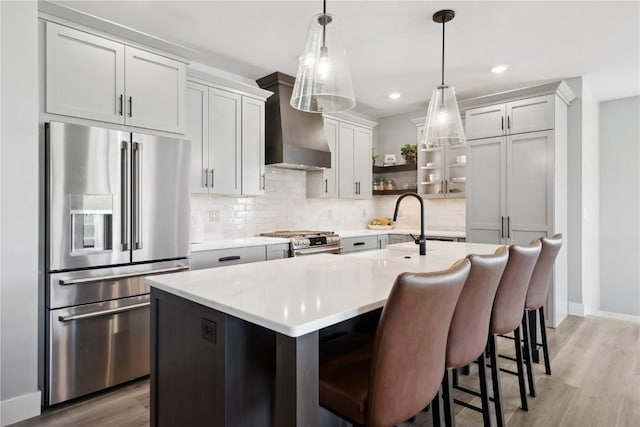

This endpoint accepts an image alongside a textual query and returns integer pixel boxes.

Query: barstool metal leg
[442,370,455,427]
[432,385,443,427]
[513,326,528,410]
[488,335,505,427]
[539,306,552,375]
[477,352,492,427]
[521,312,537,398]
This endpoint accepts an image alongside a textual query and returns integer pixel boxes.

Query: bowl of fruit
[367,217,395,230]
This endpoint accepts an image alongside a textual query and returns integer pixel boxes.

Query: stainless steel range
[260,231,341,256]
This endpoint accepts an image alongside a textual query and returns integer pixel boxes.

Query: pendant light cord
[441,19,445,86]
[322,0,327,48]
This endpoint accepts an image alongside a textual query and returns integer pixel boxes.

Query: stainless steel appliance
[259,231,341,256]
[45,122,190,405]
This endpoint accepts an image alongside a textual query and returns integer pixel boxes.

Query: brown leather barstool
[436,247,509,427]
[319,259,471,427]
[489,241,541,427]
[525,234,563,376]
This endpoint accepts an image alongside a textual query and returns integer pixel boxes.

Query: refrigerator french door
[45,121,190,405]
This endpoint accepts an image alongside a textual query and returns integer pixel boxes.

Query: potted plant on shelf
[401,144,417,164]
[372,149,379,166]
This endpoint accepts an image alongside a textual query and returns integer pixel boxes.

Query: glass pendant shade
[422,84,465,147]
[290,13,356,113]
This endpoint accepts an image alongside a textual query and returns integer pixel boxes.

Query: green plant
[400,144,417,162]
[372,149,379,162]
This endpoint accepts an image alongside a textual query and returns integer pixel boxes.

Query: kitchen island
[147,241,501,427]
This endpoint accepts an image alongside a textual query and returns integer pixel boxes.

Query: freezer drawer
[47,294,150,405]
[48,259,189,309]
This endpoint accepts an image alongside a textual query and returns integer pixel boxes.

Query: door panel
[464,104,505,140]
[323,118,339,197]
[131,133,190,263]
[124,46,186,133]
[45,22,125,124]
[209,88,242,195]
[47,122,130,270]
[466,137,506,244]
[507,95,554,135]
[187,82,209,193]
[354,127,372,198]
[338,123,356,198]
[241,97,266,196]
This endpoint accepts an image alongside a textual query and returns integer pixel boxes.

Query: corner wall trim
[0,391,41,426]
[594,311,640,323]
[568,302,585,317]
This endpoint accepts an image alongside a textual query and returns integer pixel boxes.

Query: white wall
[0,1,41,425]
[581,83,600,315]
[599,96,640,317]
[374,110,423,163]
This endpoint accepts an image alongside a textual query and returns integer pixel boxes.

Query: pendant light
[290,0,356,113]
[422,10,465,147]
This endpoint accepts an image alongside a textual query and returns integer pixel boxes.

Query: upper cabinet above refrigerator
[45,22,187,134]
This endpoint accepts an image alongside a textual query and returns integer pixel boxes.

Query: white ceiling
[56,0,640,119]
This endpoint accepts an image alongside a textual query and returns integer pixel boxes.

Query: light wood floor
[13,315,640,427]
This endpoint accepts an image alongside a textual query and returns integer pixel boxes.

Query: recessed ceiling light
[389,92,401,100]
[491,65,508,74]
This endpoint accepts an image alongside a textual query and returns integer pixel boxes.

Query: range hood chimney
[256,72,331,170]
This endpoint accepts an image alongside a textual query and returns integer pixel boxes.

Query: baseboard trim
[0,390,41,426]
[594,311,640,323]
[568,302,585,317]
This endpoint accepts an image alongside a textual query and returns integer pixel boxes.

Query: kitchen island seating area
[147,238,562,427]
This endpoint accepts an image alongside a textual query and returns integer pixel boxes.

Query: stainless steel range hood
[256,72,331,170]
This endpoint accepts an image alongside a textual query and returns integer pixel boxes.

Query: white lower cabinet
[340,236,378,253]
[45,21,186,134]
[191,246,266,270]
[187,81,267,196]
[266,243,290,260]
[377,234,389,249]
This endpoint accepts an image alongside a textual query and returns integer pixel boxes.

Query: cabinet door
[46,22,125,124]
[354,127,373,198]
[322,118,339,197]
[124,46,186,134]
[466,137,506,244]
[209,88,242,195]
[506,95,554,135]
[338,123,356,198]
[186,82,209,193]
[506,131,554,244]
[241,97,266,196]
[464,104,506,140]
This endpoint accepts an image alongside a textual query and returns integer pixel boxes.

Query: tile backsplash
[191,167,465,239]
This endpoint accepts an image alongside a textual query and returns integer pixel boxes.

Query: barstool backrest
[446,246,509,369]
[367,259,471,427]
[490,241,541,335]
[526,234,563,310]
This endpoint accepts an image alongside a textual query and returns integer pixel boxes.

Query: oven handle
[294,246,343,256]
[58,301,149,322]
[58,265,189,286]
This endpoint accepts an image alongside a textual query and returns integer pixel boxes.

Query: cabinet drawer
[341,236,378,253]
[191,246,266,270]
[389,234,414,244]
[266,243,291,260]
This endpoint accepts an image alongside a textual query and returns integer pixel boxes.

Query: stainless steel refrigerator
[45,121,190,405]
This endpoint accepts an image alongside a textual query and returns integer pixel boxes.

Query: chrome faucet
[393,192,426,255]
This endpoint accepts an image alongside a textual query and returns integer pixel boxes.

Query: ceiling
[56,1,640,119]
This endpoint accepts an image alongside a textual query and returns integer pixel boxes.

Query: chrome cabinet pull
[501,116,504,131]
[210,169,215,188]
[507,115,510,130]
[325,179,328,193]
[204,168,209,187]
[219,256,241,262]
[507,216,511,239]
[261,173,265,190]
[58,265,189,286]
[128,96,133,117]
[501,216,505,239]
[59,302,150,322]
[120,141,130,251]
[119,94,124,116]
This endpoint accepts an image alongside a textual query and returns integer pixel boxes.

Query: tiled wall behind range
[192,167,378,239]
[191,167,466,239]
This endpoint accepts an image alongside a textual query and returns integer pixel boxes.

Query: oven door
[293,245,342,257]
[47,294,150,405]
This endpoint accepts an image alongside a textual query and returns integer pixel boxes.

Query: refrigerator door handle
[58,301,149,322]
[58,264,190,286]
[120,141,130,251]
[132,141,143,250]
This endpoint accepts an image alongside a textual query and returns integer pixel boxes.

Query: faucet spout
[392,192,426,255]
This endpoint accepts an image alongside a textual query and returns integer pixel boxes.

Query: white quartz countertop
[191,236,290,252]
[148,241,500,337]
[338,229,466,238]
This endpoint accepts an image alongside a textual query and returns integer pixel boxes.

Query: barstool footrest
[453,398,483,413]
[453,384,482,398]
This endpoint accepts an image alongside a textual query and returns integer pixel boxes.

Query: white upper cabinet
[124,46,186,134]
[45,22,186,134]
[187,80,268,196]
[46,22,125,124]
[353,126,373,198]
[464,94,554,140]
[241,97,266,196]
[306,118,338,198]
[338,122,372,199]
[209,87,242,195]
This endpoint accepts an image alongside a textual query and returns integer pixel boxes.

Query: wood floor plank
[11,315,640,427]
